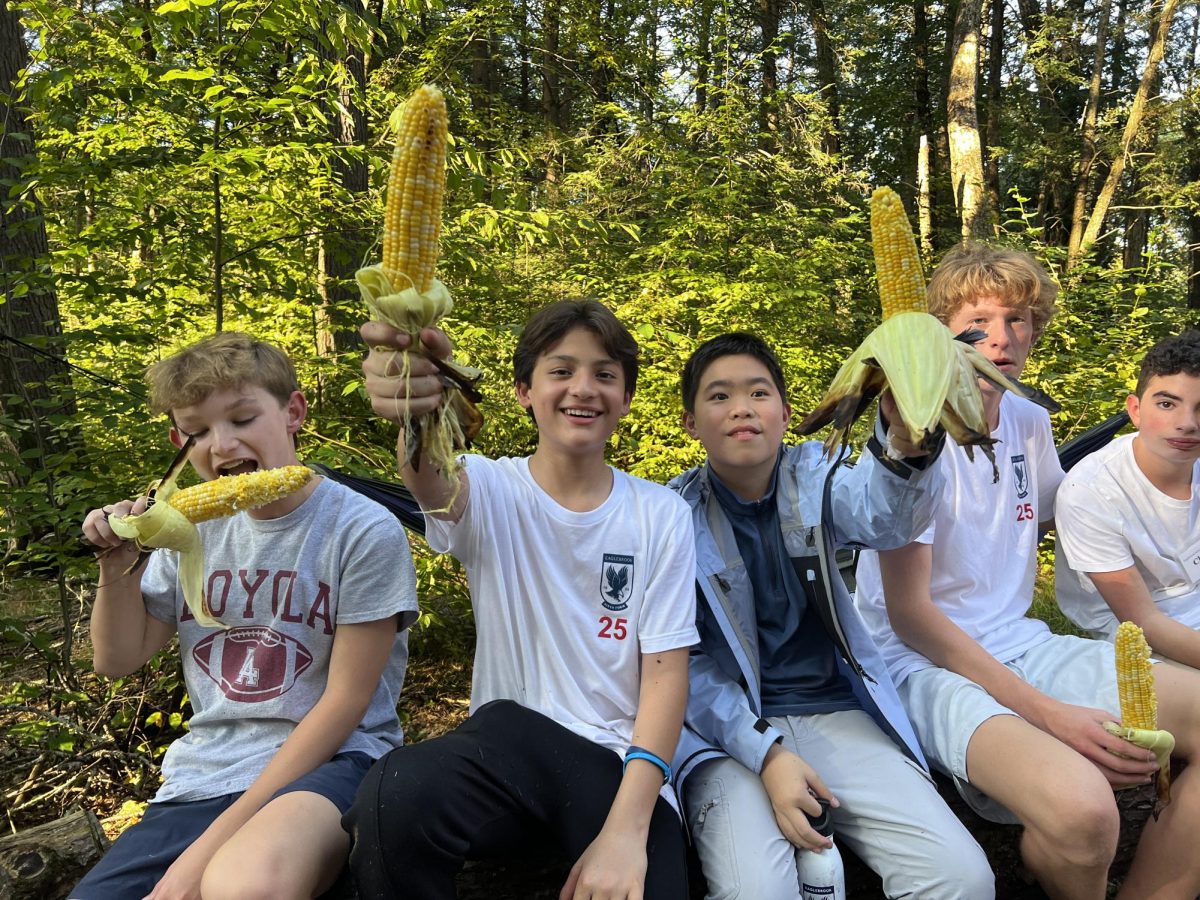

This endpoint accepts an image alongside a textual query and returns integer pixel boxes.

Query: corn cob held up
[1103,621,1174,809]
[797,187,1058,480]
[110,465,313,628]
[355,85,482,488]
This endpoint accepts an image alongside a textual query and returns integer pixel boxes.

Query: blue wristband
[623,745,671,784]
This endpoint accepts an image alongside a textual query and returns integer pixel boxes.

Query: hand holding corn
[1105,621,1174,809]
[356,85,482,483]
[797,187,1058,481]
[98,466,312,629]
[361,322,455,422]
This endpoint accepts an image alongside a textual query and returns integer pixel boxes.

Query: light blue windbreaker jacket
[667,436,942,800]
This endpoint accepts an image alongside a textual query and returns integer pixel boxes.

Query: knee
[344,749,432,850]
[1031,790,1120,869]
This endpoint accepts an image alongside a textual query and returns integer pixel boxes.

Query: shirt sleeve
[141,548,181,626]
[422,455,488,558]
[1055,477,1133,574]
[1034,410,1065,517]
[335,501,421,631]
[636,494,699,654]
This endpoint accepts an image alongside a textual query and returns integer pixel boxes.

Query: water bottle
[795,797,846,900]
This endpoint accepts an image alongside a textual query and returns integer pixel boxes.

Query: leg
[343,700,686,900]
[1117,661,1200,899]
[68,796,237,900]
[202,752,372,900]
[780,710,994,900]
[967,715,1118,900]
[902,660,1117,900]
[682,756,802,900]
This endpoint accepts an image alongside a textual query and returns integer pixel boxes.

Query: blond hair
[145,332,299,415]
[927,244,1058,336]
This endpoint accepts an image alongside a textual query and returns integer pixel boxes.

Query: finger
[418,326,454,359]
[779,811,833,851]
[360,321,409,349]
[805,773,838,809]
[559,861,582,900]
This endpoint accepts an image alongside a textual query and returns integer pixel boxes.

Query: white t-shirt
[855,394,1065,686]
[142,478,419,802]
[425,456,698,757]
[1055,432,1200,638]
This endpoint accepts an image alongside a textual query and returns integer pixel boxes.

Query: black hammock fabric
[316,411,1133,539]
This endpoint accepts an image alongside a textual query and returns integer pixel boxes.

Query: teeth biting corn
[797,187,1050,480]
[168,466,312,523]
[1104,621,1174,808]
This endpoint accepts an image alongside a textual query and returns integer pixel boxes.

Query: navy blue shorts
[69,752,372,899]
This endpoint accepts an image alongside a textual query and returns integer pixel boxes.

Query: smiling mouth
[1166,439,1200,450]
[562,408,600,419]
[728,427,760,438]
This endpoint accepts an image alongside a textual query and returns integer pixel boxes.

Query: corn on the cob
[356,85,483,493]
[870,188,927,319]
[1103,621,1175,809]
[382,85,448,294]
[798,186,1058,479]
[168,466,312,523]
[1115,621,1157,729]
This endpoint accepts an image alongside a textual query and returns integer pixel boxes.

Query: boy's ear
[285,391,308,435]
[681,410,698,439]
[514,380,532,410]
[1126,392,1141,428]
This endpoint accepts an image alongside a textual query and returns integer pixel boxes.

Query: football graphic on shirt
[193,626,313,702]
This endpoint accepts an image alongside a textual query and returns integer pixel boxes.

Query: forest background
[0,0,1198,842]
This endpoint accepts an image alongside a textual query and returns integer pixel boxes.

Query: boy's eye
[751,389,769,398]
[708,391,728,401]
[233,417,256,427]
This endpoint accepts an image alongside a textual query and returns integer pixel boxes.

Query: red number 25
[598,616,628,640]
[1015,502,1034,522]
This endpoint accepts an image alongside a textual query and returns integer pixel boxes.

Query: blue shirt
[709,455,858,716]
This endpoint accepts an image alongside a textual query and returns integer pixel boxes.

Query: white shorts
[899,633,1119,823]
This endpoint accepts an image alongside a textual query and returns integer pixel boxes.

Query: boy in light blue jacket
[669,332,991,899]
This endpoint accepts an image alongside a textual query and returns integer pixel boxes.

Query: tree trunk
[1076,0,1180,263]
[803,0,839,155]
[316,0,369,361]
[982,0,1002,216]
[947,0,991,240]
[1066,0,1112,267]
[0,0,77,481]
[758,0,778,137]
[695,0,711,112]
[913,0,937,253]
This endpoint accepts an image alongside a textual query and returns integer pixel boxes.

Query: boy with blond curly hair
[855,245,1200,900]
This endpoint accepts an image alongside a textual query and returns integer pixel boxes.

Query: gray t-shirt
[141,477,418,803]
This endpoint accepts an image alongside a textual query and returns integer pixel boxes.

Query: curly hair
[1136,331,1200,397]
[927,244,1058,337]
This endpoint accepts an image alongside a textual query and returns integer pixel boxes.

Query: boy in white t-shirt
[1056,331,1200,664]
[854,245,1200,900]
[344,300,698,899]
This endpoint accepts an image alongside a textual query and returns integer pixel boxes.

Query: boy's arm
[1086,567,1200,668]
[559,647,688,900]
[879,541,1155,787]
[148,615,399,900]
[361,320,469,522]
[82,498,176,676]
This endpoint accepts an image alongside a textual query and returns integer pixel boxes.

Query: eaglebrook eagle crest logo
[600,553,635,611]
[1011,454,1029,499]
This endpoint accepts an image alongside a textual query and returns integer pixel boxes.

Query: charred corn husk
[1104,621,1174,808]
[797,187,1056,480]
[169,466,312,523]
[356,85,482,487]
